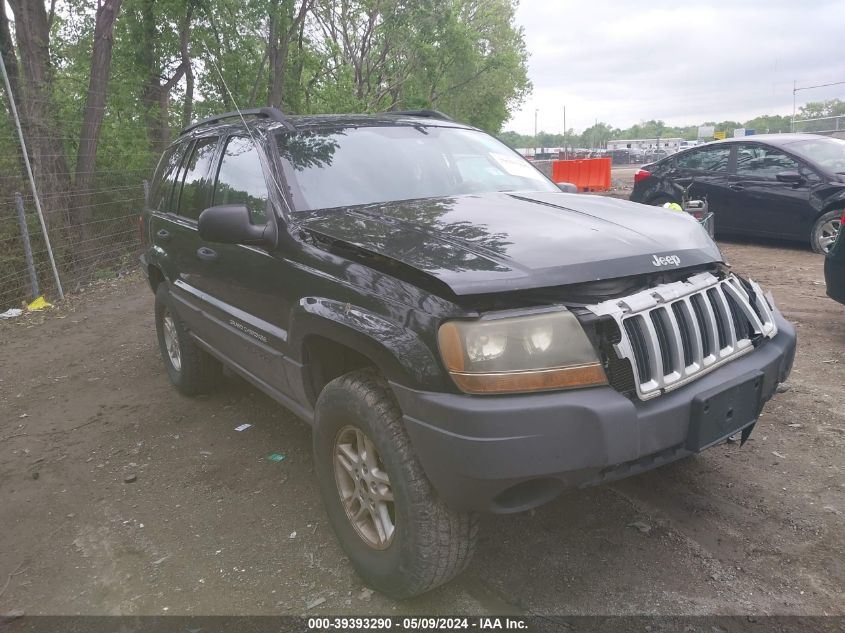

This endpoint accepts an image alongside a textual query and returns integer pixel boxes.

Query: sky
[505,0,845,134]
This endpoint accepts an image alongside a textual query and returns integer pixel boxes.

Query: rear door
[148,140,190,285]
[725,143,819,238]
[158,135,220,338]
[669,144,735,230]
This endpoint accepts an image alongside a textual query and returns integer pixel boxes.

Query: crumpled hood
[296,191,723,295]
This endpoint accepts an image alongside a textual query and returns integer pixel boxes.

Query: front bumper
[391,311,796,514]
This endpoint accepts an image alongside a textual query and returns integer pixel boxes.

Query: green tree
[799,98,845,119]
[580,122,613,148]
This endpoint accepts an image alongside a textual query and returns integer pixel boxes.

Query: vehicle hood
[296,191,723,295]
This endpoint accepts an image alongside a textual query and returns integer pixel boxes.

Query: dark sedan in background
[631,134,845,253]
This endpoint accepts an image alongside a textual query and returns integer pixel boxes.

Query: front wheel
[313,368,478,598]
[811,210,842,254]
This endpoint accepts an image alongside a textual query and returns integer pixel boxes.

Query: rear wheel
[811,210,841,254]
[154,285,221,395]
[313,368,478,598]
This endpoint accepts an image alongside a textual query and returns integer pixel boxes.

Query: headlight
[438,309,607,394]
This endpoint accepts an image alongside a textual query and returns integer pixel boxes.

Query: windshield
[276,125,558,211]
[785,137,845,173]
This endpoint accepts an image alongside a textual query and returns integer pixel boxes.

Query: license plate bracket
[687,371,764,451]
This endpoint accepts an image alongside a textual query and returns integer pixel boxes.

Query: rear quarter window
[149,143,187,212]
[675,146,731,172]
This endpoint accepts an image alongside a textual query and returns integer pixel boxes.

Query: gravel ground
[0,233,843,617]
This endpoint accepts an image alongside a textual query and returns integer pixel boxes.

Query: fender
[816,184,845,215]
[142,256,172,293]
[289,297,447,391]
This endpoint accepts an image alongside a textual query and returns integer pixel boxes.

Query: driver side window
[213,136,270,225]
[736,145,801,180]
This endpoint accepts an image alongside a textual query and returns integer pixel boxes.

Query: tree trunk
[0,2,20,104]
[268,0,314,110]
[180,0,194,127]
[139,0,164,153]
[74,0,123,227]
[138,0,184,153]
[0,1,28,179]
[7,0,71,232]
[267,1,282,107]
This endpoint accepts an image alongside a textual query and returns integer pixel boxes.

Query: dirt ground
[1,233,844,617]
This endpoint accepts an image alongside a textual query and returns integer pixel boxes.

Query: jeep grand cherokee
[139,107,796,598]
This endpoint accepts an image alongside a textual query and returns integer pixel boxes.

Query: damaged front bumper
[391,310,796,514]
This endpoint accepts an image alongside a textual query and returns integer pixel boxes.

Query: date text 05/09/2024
[306,617,529,630]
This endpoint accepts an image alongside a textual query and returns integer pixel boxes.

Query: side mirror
[775,171,804,185]
[198,204,276,247]
[557,182,578,193]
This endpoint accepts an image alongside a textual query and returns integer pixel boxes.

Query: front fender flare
[289,297,446,391]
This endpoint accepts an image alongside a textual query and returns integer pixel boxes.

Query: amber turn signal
[448,364,607,394]
[438,321,466,372]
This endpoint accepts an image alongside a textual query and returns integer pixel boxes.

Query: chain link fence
[0,89,156,310]
[793,115,845,135]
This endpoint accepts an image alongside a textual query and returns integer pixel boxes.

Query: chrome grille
[586,272,777,400]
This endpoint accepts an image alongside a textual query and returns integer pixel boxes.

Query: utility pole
[534,108,539,158]
[792,80,797,132]
[563,106,567,159]
[594,117,598,150]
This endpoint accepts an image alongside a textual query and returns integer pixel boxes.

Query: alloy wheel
[162,309,182,372]
[333,425,396,549]
[818,218,841,254]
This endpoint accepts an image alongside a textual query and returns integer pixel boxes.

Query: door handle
[196,246,218,262]
[156,229,171,241]
[729,183,745,191]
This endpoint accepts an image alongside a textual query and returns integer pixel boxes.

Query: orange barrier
[551,157,611,192]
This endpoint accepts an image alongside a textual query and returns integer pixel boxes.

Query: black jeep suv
[140,107,796,597]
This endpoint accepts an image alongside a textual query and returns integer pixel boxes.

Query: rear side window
[174,136,218,220]
[736,145,801,179]
[150,142,186,212]
[213,136,269,224]
[675,146,731,172]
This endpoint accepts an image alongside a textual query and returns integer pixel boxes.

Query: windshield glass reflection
[276,125,557,211]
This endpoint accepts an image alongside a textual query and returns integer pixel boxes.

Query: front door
[725,143,818,239]
[187,134,294,395]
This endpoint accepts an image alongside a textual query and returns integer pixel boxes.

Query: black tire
[810,210,842,254]
[154,284,221,395]
[313,368,478,598]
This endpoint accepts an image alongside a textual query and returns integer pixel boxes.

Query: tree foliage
[0,0,529,301]
[1,0,530,194]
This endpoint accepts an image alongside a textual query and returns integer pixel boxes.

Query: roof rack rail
[180,106,296,135]
[382,109,454,122]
